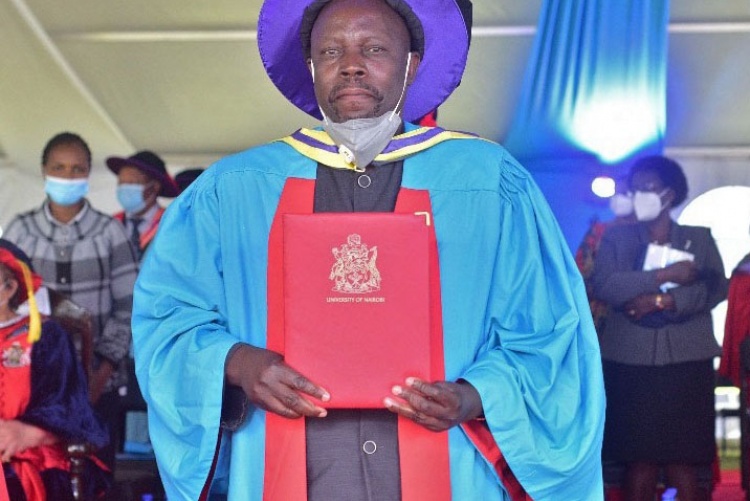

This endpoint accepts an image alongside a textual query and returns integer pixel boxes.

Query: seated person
[0,239,109,501]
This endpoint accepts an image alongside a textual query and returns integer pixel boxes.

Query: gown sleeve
[21,320,109,448]
[132,172,241,498]
[459,156,606,501]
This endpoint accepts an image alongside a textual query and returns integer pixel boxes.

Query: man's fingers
[405,377,440,398]
[401,378,459,409]
[383,397,445,432]
[389,378,481,429]
[287,371,330,402]
[261,361,329,401]
[250,362,329,416]
[280,388,328,417]
[1,445,14,463]
[233,346,329,419]
[260,396,302,419]
[394,386,445,417]
[259,388,328,419]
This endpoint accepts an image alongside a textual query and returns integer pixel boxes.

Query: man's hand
[624,292,673,320]
[225,344,329,419]
[657,260,698,286]
[383,378,483,432]
[0,419,58,462]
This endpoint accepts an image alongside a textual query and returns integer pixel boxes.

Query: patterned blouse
[3,200,138,390]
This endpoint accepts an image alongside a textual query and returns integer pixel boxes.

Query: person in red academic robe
[719,253,750,386]
[0,239,109,501]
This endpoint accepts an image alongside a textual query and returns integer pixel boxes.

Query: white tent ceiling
[1,0,750,226]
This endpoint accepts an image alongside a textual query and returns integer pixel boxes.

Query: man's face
[118,166,160,208]
[309,0,420,122]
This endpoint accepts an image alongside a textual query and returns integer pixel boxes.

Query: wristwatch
[655,294,665,310]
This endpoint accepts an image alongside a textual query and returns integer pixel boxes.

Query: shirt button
[362,440,377,455]
[357,174,372,189]
[60,277,67,284]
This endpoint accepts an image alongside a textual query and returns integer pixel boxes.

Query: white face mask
[609,193,633,217]
[632,189,668,222]
[317,53,412,171]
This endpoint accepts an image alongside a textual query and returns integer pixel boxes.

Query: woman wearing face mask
[591,155,728,501]
[2,132,139,478]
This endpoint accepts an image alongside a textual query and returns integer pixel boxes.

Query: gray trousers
[306,409,402,501]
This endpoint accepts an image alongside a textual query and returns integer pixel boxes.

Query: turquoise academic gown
[132,124,606,500]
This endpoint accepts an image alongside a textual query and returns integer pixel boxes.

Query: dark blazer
[591,221,728,365]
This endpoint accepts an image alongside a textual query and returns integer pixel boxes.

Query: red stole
[114,206,165,251]
[1,320,34,418]
[719,271,750,386]
[1,320,70,501]
[0,470,8,501]
[262,178,529,501]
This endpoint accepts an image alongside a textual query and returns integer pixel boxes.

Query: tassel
[18,260,41,343]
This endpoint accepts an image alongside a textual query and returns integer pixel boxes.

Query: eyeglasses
[627,182,667,196]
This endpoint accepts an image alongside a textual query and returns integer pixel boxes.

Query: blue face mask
[45,176,89,206]
[116,183,147,214]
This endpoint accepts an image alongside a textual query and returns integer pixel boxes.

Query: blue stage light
[566,91,664,164]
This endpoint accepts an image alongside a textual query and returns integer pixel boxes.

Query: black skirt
[602,359,716,464]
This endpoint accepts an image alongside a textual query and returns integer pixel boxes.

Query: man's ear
[406,52,421,86]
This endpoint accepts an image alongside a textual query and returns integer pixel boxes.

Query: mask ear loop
[310,60,333,127]
[659,188,673,211]
[313,54,413,124]
[389,52,412,122]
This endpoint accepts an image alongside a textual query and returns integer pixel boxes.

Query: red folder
[283,213,432,408]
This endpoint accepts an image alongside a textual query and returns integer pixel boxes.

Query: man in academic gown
[107,150,179,260]
[132,0,606,499]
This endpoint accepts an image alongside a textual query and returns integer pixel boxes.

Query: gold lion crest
[2,341,31,368]
[330,234,381,294]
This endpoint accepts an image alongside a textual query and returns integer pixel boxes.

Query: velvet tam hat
[106,150,180,198]
[257,0,471,122]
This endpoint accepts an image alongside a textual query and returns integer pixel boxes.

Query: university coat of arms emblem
[2,341,31,368]
[329,234,381,294]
